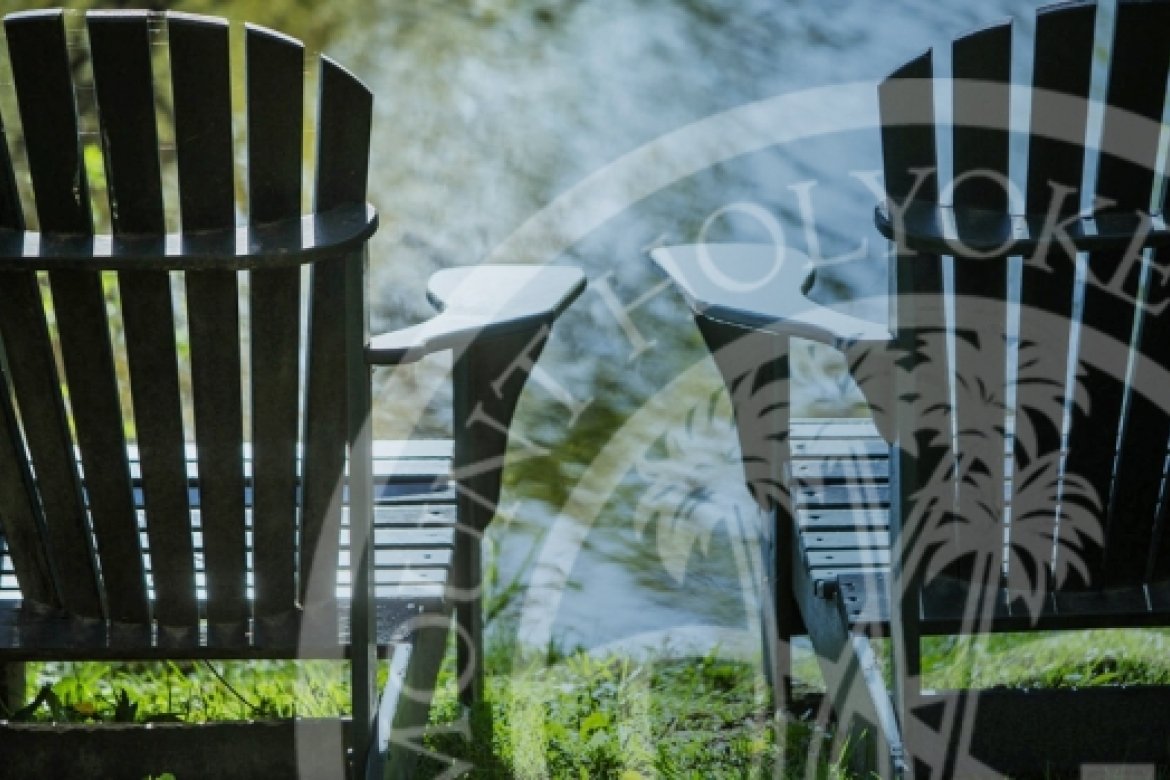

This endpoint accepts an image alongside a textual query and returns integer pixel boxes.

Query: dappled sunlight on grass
[15,659,368,723]
[921,628,1170,691]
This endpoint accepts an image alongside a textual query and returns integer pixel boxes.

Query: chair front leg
[694,314,799,709]
[451,322,552,708]
[0,661,24,716]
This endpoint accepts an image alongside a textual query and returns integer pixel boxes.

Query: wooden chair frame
[652,0,1170,776]
[0,9,584,778]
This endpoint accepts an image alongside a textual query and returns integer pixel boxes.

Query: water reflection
[16,0,1054,652]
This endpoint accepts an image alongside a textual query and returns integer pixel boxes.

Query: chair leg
[453,527,484,708]
[449,325,553,708]
[774,511,805,711]
[795,568,905,778]
[0,661,25,716]
[757,514,795,712]
[384,618,455,780]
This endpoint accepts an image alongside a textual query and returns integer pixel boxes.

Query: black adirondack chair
[0,9,583,779]
[651,0,1170,776]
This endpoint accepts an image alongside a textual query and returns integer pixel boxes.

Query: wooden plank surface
[50,272,150,623]
[31,15,149,624]
[951,21,1011,587]
[0,441,455,659]
[788,418,1170,639]
[1093,1,1170,586]
[0,273,101,617]
[247,25,304,621]
[1066,0,1170,586]
[3,9,104,618]
[1010,0,1095,596]
[0,359,57,608]
[170,15,249,627]
[90,12,197,627]
[169,14,235,233]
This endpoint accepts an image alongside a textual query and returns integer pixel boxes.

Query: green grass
[920,628,1170,690]
[419,642,797,779]
[12,628,1170,778]
[10,659,360,723]
[11,639,839,779]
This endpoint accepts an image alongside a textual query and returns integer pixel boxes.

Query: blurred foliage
[6,0,349,54]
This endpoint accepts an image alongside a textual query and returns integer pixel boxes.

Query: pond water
[15,0,1058,658]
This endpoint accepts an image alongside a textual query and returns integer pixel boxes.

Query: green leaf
[579,710,609,739]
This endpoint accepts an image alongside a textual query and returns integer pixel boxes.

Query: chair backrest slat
[0,359,57,608]
[169,15,235,232]
[1124,245,1170,581]
[300,256,346,623]
[299,59,373,622]
[1007,3,1095,591]
[0,21,52,610]
[249,265,301,622]
[1144,235,1170,581]
[1014,2,1094,479]
[951,22,1012,583]
[0,274,100,616]
[88,12,198,627]
[246,26,305,622]
[1026,2,1096,214]
[50,270,150,624]
[1086,1,1170,585]
[0,9,373,637]
[3,12,105,618]
[952,24,1011,212]
[88,13,164,234]
[880,50,943,688]
[5,10,91,234]
[169,16,247,628]
[112,268,196,628]
[247,25,303,225]
[883,0,1170,599]
[317,58,374,211]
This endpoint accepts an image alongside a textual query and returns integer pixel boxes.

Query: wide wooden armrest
[366,264,586,365]
[876,200,1170,256]
[649,243,891,350]
[0,203,377,271]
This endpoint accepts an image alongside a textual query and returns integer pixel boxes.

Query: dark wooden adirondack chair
[652,0,1170,776]
[0,9,583,779]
